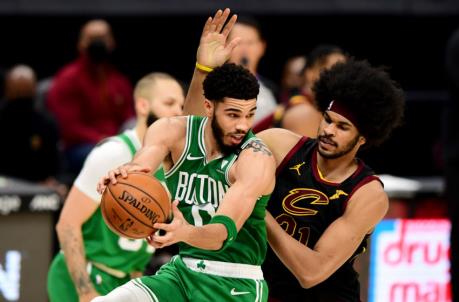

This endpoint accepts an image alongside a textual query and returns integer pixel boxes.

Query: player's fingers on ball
[153,222,170,231]
[110,170,120,183]
[120,168,128,178]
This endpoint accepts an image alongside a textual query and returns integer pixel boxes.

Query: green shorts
[47,252,131,302]
[94,256,267,302]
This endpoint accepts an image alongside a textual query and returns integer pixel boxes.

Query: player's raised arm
[184,8,240,116]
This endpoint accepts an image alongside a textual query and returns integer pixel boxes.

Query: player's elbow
[296,264,328,289]
[298,271,325,289]
[55,218,77,241]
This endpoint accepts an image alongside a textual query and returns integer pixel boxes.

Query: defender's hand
[197,8,241,69]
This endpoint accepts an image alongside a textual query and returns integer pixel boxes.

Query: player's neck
[204,121,224,160]
[135,122,147,142]
[316,151,358,183]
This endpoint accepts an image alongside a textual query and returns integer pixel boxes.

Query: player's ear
[135,97,150,116]
[204,99,214,118]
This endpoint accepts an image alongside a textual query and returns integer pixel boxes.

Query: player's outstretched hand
[96,163,152,194]
[197,8,240,69]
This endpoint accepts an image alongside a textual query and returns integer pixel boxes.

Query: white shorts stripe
[132,279,159,302]
[254,280,260,302]
[182,257,264,280]
[131,280,155,302]
[137,279,160,302]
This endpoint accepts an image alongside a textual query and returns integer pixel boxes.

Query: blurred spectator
[47,19,134,175]
[279,55,306,104]
[253,45,346,135]
[445,27,459,301]
[0,65,60,182]
[229,16,278,123]
[281,45,347,137]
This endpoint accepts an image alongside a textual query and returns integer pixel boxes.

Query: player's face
[317,111,365,159]
[211,98,257,155]
[146,79,184,126]
[229,24,265,72]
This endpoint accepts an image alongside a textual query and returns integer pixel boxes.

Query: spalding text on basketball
[118,190,160,225]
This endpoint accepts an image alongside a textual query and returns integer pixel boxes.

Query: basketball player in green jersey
[47,73,184,302]
[184,9,404,301]
[95,62,276,302]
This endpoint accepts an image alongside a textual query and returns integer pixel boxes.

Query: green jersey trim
[117,133,137,157]
[198,117,207,163]
[165,116,192,177]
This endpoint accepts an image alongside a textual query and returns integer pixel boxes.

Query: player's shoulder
[348,178,388,211]
[256,128,303,166]
[154,116,188,130]
[86,138,132,167]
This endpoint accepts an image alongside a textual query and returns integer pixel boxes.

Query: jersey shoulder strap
[117,133,137,157]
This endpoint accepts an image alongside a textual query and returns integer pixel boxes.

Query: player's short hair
[203,63,259,102]
[314,59,405,148]
[134,72,180,101]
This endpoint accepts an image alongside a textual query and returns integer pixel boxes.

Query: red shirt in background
[47,55,134,148]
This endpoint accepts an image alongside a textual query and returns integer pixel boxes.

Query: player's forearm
[266,212,324,288]
[182,223,228,250]
[56,222,97,295]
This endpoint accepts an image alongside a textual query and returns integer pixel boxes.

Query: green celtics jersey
[80,131,165,274]
[165,116,270,265]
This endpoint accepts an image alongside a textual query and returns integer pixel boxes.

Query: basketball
[100,172,171,239]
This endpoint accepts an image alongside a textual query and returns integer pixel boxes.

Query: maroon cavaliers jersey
[263,137,381,302]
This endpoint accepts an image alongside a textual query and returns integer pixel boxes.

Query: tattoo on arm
[59,226,95,295]
[245,140,272,156]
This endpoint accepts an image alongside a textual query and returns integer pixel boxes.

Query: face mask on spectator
[87,39,111,63]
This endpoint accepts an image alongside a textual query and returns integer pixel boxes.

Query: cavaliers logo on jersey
[282,188,329,216]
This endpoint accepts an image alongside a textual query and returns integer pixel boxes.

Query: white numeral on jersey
[191,203,216,226]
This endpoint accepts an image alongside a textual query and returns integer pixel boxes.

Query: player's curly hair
[203,63,259,102]
[313,59,405,148]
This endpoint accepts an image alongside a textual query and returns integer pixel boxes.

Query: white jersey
[74,129,141,203]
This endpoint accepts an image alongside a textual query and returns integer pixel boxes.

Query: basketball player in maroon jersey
[184,9,405,301]
[258,59,404,301]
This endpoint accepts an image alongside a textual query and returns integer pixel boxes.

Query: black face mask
[146,112,158,127]
[87,39,111,63]
[240,57,249,67]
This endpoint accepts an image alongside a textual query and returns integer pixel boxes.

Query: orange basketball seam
[115,181,167,218]
[106,185,158,230]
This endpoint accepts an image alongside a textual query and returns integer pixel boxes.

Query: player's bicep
[217,140,276,229]
[236,140,276,196]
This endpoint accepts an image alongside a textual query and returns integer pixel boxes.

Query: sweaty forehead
[220,98,257,111]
